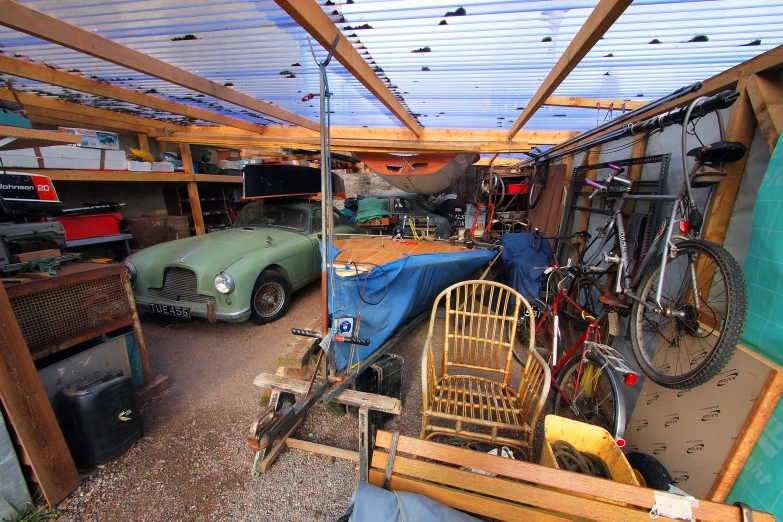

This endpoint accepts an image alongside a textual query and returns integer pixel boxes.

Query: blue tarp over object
[329,244,496,370]
[498,232,552,302]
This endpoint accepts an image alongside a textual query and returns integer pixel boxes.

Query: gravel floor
[54,280,553,521]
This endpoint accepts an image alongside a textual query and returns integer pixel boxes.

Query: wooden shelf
[5,168,242,184]
[0,124,82,150]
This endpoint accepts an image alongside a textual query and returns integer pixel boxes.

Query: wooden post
[179,143,206,236]
[575,147,601,250]
[745,73,783,154]
[702,78,757,247]
[622,133,650,214]
[708,370,783,502]
[137,132,150,153]
[0,282,81,505]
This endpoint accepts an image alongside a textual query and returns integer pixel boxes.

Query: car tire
[626,452,674,490]
[250,271,291,325]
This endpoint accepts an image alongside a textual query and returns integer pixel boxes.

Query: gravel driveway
[54,281,435,522]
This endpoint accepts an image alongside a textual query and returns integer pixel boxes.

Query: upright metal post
[310,35,340,376]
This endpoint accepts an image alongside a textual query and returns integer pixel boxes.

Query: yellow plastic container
[539,415,640,486]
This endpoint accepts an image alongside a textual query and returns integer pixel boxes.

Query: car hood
[129,226,311,274]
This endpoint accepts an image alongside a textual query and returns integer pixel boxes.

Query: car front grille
[147,267,216,304]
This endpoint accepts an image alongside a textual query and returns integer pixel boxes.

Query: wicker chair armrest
[516,347,552,430]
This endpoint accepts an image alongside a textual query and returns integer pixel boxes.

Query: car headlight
[214,272,235,294]
[123,260,137,281]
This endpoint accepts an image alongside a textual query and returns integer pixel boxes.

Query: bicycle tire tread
[630,239,747,389]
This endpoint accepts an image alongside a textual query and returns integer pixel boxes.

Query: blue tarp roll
[498,232,552,302]
[329,245,495,370]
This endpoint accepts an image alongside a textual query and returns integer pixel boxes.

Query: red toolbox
[53,213,123,240]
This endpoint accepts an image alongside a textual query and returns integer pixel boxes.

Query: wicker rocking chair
[420,280,551,459]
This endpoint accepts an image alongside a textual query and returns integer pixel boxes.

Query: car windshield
[233,202,308,231]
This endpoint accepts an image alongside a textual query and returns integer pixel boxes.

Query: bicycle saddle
[687,140,747,165]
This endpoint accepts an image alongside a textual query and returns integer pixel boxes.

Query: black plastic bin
[59,371,142,468]
[349,353,404,425]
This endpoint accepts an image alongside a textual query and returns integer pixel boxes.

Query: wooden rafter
[508,0,633,138]
[274,0,423,136]
[0,0,318,131]
[544,96,646,110]
[0,56,264,133]
[0,88,187,133]
[746,73,783,153]
[156,133,530,153]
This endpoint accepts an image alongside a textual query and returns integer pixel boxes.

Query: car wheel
[250,271,291,325]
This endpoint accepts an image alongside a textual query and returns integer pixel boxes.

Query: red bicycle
[516,265,638,442]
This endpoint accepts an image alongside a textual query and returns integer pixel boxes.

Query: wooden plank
[0,1,318,131]
[0,55,264,134]
[253,374,402,414]
[0,88,186,133]
[708,370,783,502]
[374,431,773,522]
[194,174,243,184]
[285,438,359,462]
[278,314,321,368]
[158,134,528,153]
[508,0,633,138]
[0,124,81,150]
[746,73,783,154]
[180,144,205,236]
[368,469,570,522]
[702,78,756,248]
[25,106,159,135]
[171,126,578,146]
[372,452,656,522]
[274,0,422,136]
[137,133,151,153]
[544,96,647,110]
[622,134,650,214]
[10,169,194,182]
[0,282,80,505]
[12,249,61,263]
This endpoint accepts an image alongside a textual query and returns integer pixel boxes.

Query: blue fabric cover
[347,481,480,522]
[498,232,553,302]
[330,245,495,370]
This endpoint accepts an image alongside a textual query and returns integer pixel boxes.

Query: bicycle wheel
[562,275,612,346]
[528,165,547,209]
[553,353,626,440]
[630,240,746,389]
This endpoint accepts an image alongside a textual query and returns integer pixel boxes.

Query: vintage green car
[125,200,357,324]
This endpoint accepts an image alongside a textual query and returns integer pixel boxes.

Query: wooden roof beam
[0,88,187,133]
[274,0,423,136]
[544,96,646,110]
[0,0,318,131]
[158,126,578,145]
[742,73,783,154]
[156,133,530,154]
[508,0,633,138]
[0,56,262,133]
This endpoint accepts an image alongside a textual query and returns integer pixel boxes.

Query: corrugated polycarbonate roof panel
[0,0,779,132]
[0,0,404,128]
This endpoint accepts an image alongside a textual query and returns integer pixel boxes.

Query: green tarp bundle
[355,197,391,223]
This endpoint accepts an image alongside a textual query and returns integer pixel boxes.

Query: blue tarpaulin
[329,245,496,370]
[497,233,553,302]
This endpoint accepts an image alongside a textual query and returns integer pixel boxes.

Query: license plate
[149,303,191,318]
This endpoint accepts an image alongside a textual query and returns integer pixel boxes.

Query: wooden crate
[125,216,191,248]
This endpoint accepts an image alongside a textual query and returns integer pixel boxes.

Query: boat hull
[328,237,496,370]
[360,153,479,194]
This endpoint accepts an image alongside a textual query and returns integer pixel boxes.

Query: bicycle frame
[581,182,695,313]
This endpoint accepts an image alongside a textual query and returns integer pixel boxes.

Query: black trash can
[59,371,142,468]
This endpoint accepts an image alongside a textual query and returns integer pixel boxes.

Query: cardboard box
[0,147,127,170]
[13,249,61,263]
[58,127,120,150]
